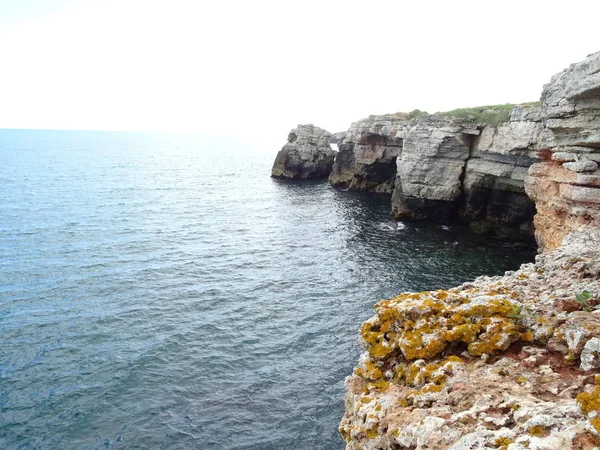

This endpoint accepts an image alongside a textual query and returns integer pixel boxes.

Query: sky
[1,0,599,147]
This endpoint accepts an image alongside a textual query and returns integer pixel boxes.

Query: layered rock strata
[271,124,335,179]
[329,107,542,239]
[329,114,412,194]
[340,230,600,450]
[341,52,600,450]
[525,51,600,251]
[390,108,545,238]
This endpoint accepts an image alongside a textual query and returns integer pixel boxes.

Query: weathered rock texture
[329,114,411,194]
[329,107,542,239]
[391,107,544,239]
[340,230,600,450]
[341,52,600,450]
[525,51,600,251]
[271,124,335,179]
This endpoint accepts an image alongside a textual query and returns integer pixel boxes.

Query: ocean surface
[0,130,535,450]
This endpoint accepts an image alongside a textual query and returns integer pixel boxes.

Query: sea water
[0,130,535,449]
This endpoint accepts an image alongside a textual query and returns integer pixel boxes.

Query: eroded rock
[329,114,410,193]
[340,230,600,450]
[525,51,600,251]
[271,124,335,179]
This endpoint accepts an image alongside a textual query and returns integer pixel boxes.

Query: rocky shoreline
[337,52,600,449]
[272,51,600,448]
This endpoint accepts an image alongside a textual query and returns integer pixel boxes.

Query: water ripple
[0,130,535,449]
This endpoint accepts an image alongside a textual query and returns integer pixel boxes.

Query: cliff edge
[341,53,600,449]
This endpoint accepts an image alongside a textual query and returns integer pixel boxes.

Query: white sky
[1,0,599,147]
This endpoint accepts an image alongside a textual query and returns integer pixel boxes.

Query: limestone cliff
[329,114,411,194]
[525,51,600,251]
[271,124,335,179]
[341,52,600,450]
[330,106,542,240]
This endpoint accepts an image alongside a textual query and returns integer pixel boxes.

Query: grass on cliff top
[437,102,540,126]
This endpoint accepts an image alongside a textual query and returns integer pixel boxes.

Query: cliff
[341,53,600,449]
[331,105,543,240]
[271,124,336,179]
[329,114,412,194]
[525,51,600,251]
[340,230,600,449]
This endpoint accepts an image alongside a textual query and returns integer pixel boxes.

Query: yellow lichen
[590,416,600,435]
[365,427,379,439]
[529,425,549,437]
[578,375,600,433]
[360,288,528,364]
[494,437,514,449]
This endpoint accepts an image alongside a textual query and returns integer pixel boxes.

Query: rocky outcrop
[339,230,600,450]
[390,107,543,239]
[329,114,411,194]
[327,106,542,239]
[271,124,335,179]
[341,52,600,450]
[525,51,600,251]
[462,106,548,237]
[391,115,480,221]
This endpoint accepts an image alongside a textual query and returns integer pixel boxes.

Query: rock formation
[525,51,600,251]
[329,114,412,194]
[271,124,336,179]
[340,52,600,450]
[329,106,542,239]
[340,230,600,450]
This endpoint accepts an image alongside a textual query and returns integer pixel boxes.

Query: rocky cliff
[329,114,412,194]
[525,51,600,251]
[271,124,336,179]
[340,52,600,450]
[330,106,543,239]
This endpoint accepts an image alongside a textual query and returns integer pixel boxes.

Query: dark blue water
[0,130,535,449]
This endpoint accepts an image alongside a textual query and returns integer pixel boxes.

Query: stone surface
[271,124,335,179]
[526,51,600,251]
[329,114,411,194]
[391,115,478,220]
[389,108,542,239]
[564,160,599,173]
[340,230,600,450]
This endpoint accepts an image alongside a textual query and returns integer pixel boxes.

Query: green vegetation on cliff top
[437,102,540,126]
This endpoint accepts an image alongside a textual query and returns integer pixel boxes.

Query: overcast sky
[1,0,599,146]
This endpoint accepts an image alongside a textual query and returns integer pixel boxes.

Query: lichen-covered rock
[340,230,600,450]
[329,114,410,193]
[525,51,600,251]
[271,124,335,179]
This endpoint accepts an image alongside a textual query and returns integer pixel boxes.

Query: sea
[0,130,535,449]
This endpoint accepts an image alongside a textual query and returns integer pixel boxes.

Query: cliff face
[271,124,336,179]
[341,52,600,450]
[329,114,411,194]
[391,107,544,239]
[525,51,600,251]
[331,107,542,239]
